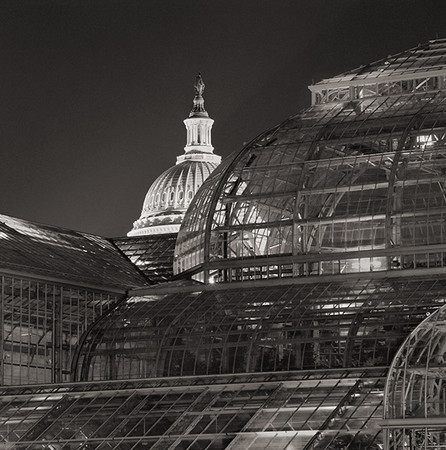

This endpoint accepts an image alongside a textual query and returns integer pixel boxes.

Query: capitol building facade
[1,41,446,448]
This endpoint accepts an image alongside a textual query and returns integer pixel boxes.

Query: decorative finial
[190,73,208,117]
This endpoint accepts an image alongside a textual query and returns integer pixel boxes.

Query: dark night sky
[2,0,446,237]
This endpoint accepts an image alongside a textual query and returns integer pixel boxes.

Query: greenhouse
[2,39,446,448]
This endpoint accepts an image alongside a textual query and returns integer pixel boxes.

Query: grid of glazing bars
[0,368,386,449]
[0,275,121,385]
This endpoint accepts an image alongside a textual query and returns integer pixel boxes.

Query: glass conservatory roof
[0,214,147,290]
[385,301,446,418]
[174,39,446,282]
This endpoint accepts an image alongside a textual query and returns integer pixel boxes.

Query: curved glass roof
[175,48,446,282]
[75,275,446,381]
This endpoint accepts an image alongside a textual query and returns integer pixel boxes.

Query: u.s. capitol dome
[128,74,221,236]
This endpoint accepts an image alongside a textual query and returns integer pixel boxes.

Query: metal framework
[176,96,446,282]
[0,274,122,385]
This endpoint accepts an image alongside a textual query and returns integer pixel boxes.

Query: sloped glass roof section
[0,214,147,290]
[0,368,385,449]
[175,39,446,283]
[112,234,176,283]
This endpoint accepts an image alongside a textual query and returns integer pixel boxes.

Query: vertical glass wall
[0,275,120,385]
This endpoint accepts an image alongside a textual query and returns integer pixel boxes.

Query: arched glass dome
[384,303,446,449]
[175,89,446,281]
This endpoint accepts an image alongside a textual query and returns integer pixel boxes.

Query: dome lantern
[178,74,220,165]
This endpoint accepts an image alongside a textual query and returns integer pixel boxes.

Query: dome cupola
[128,75,221,237]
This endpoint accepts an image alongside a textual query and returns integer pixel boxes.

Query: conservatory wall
[0,274,122,385]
